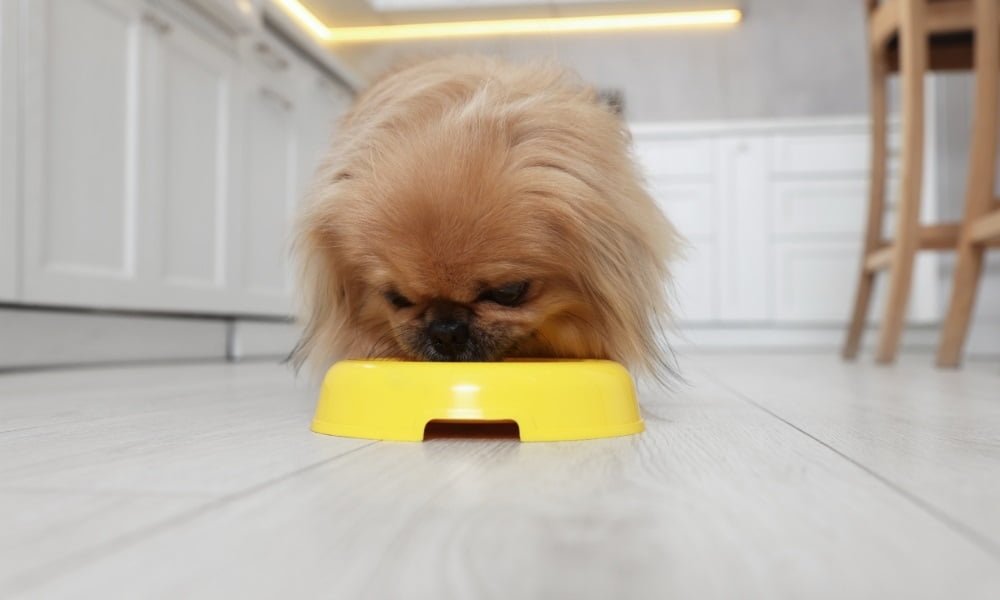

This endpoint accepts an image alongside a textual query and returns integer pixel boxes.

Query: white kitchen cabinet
[19,0,353,315]
[235,36,351,316]
[137,3,241,312]
[670,241,718,322]
[772,240,862,322]
[235,33,301,315]
[718,137,771,321]
[647,178,718,322]
[22,0,244,313]
[768,129,938,325]
[21,0,148,309]
[0,0,17,300]
[239,84,298,314]
[297,67,349,195]
[771,180,868,236]
[632,118,939,333]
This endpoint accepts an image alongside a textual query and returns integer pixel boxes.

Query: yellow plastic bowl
[311,360,644,442]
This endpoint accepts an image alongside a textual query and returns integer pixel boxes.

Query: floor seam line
[703,370,1000,561]
[5,440,381,594]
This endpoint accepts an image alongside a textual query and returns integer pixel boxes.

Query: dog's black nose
[427,320,470,358]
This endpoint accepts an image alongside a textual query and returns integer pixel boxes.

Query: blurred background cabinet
[138,2,241,313]
[15,0,352,316]
[22,0,154,310]
[236,29,349,315]
[634,118,940,335]
[237,31,303,316]
[0,0,16,301]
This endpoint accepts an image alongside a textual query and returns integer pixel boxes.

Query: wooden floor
[1,353,998,599]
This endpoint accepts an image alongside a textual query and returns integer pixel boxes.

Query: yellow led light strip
[273,1,741,44]
[329,10,742,43]
[274,0,333,40]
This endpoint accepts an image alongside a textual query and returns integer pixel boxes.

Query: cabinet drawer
[772,133,868,175]
[772,241,861,322]
[772,180,867,236]
[771,240,938,323]
[635,138,714,179]
[671,241,717,323]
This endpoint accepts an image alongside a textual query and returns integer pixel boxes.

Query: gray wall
[334,0,869,122]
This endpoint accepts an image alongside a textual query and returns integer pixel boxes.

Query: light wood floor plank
[0,489,205,591]
[9,365,998,600]
[0,364,369,496]
[0,363,291,433]
[695,353,1000,553]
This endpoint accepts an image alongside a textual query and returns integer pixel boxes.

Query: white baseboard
[672,325,934,351]
[220,319,1000,359]
[230,319,300,360]
[672,323,1000,357]
[0,307,229,369]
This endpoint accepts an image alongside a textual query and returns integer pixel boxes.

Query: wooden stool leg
[937,0,1000,368]
[876,0,928,364]
[844,41,890,360]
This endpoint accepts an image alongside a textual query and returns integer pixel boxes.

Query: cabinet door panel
[296,72,344,196]
[772,133,868,176]
[223,33,352,317]
[772,241,939,324]
[771,180,867,236]
[41,0,136,274]
[22,0,144,305]
[636,138,714,180]
[672,241,717,323]
[718,138,770,321]
[772,241,859,322]
[161,40,227,284]
[242,84,297,307]
[145,14,236,301]
[0,0,17,299]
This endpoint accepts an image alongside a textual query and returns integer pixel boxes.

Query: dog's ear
[290,196,359,376]
[290,223,337,373]
[542,178,676,381]
[594,88,625,118]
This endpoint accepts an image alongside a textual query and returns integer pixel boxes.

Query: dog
[293,56,678,378]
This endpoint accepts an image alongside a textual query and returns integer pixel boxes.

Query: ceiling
[304,0,742,27]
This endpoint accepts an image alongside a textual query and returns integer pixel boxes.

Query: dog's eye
[384,290,414,309]
[477,281,529,307]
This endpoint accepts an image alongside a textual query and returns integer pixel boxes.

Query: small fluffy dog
[293,56,677,377]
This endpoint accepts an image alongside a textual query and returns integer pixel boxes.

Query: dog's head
[294,57,676,374]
